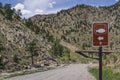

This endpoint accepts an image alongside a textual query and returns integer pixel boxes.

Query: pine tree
[4,4,14,20]
[0,2,3,8]
[50,40,64,57]
[0,43,5,69]
[13,54,19,64]
[27,39,39,65]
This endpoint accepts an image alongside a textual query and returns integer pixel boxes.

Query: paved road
[6,64,96,80]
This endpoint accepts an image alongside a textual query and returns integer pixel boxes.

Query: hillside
[0,4,53,72]
[31,2,120,51]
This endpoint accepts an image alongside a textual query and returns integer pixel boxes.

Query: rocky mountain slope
[31,1,120,51]
[0,5,53,72]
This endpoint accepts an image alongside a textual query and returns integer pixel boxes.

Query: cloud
[21,10,32,15]
[49,1,56,8]
[14,3,43,18]
[35,9,44,14]
[115,0,119,2]
[14,3,24,10]
[13,3,31,16]
[13,0,57,18]
[46,7,69,14]
[23,0,50,10]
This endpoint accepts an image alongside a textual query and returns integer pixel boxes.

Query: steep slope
[0,6,52,72]
[31,2,120,51]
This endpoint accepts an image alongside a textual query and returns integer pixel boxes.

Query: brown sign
[93,23,108,46]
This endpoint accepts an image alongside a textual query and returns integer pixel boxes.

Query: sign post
[99,45,102,80]
[93,23,108,80]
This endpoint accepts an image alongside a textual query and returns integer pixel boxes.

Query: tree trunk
[31,54,34,65]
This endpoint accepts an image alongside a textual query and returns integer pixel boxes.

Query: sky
[0,0,119,18]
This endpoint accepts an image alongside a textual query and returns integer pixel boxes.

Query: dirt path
[6,64,96,80]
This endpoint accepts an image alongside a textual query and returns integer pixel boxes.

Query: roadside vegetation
[90,52,120,80]
[50,39,90,63]
[90,67,120,80]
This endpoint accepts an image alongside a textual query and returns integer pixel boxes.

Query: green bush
[13,54,19,63]
[90,67,120,80]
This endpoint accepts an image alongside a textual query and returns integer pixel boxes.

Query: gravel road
[6,64,96,80]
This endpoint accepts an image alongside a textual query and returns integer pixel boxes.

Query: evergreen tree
[0,43,5,69]
[4,4,14,20]
[0,2,3,8]
[25,19,40,34]
[64,48,71,60]
[27,39,39,65]
[4,4,11,10]
[50,40,64,57]
[13,54,19,64]
[15,9,22,19]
